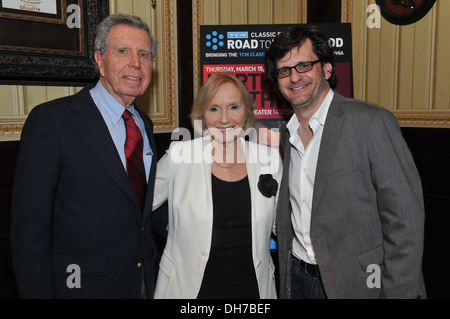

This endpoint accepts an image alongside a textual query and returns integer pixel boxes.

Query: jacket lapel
[243,139,257,222]
[279,125,292,203]
[202,135,213,205]
[311,93,345,215]
[70,87,137,208]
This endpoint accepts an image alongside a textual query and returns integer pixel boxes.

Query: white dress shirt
[287,89,334,264]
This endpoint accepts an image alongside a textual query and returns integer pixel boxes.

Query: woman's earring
[243,119,247,130]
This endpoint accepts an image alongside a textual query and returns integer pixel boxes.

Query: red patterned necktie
[122,109,147,211]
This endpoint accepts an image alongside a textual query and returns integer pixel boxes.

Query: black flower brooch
[258,174,278,198]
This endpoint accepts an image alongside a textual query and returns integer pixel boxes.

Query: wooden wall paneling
[220,0,229,24]
[351,0,368,101]
[0,86,15,116]
[271,0,305,24]
[365,21,381,105]
[378,21,399,110]
[257,0,273,24]
[272,0,284,24]
[24,87,46,113]
[397,24,415,110]
[219,0,232,24]
[247,0,260,24]
[201,0,218,25]
[233,0,249,24]
[411,10,435,110]
[111,0,133,13]
[434,0,450,110]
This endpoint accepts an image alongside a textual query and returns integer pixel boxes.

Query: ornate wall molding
[149,0,178,132]
[299,0,307,22]
[342,0,353,23]
[192,0,202,96]
[0,116,27,141]
[393,110,450,128]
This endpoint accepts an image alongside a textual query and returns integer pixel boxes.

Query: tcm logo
[227,32,248,39]
[66,264,81,289]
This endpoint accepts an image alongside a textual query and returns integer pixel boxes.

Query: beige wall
[1,0,448,141]
[199,0,307,24]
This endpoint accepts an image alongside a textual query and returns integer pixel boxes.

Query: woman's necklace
[212,137,241,169]
[213,160,237,169]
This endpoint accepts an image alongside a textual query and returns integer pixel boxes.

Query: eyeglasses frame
[275,59,322,79]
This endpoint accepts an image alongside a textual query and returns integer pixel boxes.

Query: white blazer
[153,136,282,299]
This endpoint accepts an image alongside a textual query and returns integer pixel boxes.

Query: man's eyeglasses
[275,60,321,78]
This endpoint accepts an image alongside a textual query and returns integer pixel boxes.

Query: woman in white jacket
[153,73,282,299]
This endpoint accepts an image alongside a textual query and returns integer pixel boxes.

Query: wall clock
[375,0,437,25]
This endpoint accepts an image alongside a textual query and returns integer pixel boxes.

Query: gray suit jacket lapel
[311,93,345,215]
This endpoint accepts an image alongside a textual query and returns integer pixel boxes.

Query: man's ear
[323,62,333,80]
[94,51,104,77]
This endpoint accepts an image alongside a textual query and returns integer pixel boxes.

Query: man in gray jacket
[265,25,426,299]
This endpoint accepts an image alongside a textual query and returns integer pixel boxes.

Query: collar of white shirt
[90,80,139,127]
[286,89,335,143]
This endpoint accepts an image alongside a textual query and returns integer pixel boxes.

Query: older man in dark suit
[11,14,160,298]
[265,25,426,299]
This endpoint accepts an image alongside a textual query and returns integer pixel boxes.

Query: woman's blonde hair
[190,73,255,135]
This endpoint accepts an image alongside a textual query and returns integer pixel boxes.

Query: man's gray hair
[95,13,158,61]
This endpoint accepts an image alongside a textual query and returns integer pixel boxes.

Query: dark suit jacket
[10,86,158,298]
[276,92,426,299]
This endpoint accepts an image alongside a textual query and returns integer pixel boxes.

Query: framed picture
[0,0,109,86]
